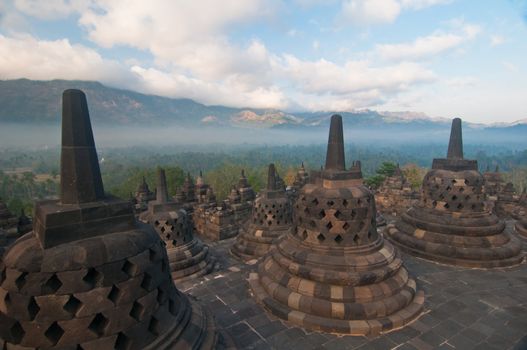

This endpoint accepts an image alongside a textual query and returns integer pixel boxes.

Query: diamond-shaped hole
[15,272,27,291]
[343,222,350,230]
[350,210,356,218]
[63,295,81,316]
[88,313,108,337]
[342,199,348,207]
[108,285,121,305]
[44,274,63,293]
[122,260,138,277]
[129,301,144,321]
[326,221,333,230]
[141,273,153,291]
[317,233,325,242]
[334,234,343,244]
[169,299,177,315]
[353,234,360,244]
[115,332,131,350]
[83,268,101,288]
[27,297,40,320]
[149,248,158,261]
[44,321,64,345]
[157,287,166,304]
[302,230,308,240]
[326,200,334,206]
[312,198,319,205]
[148,316,160,335]
[318,210,325,219]
[334,210,342,219]
[10,321,25,344]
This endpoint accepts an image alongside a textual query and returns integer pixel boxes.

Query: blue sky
[0,0,526,123]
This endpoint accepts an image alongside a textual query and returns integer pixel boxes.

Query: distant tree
[376,162,398,177]
[402,164,426,190]
[364,175,385,189]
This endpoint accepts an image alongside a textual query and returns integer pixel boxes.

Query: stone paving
[178,222,527,350]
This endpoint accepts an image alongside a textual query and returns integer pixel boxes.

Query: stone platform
[177,225,527,350]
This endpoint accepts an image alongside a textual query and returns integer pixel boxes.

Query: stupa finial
[156,167,169,203]
[325,114,346,171]
[60,89,104,204]
[446,117,463,160]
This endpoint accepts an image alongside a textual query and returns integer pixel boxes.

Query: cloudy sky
[0,0,526,123]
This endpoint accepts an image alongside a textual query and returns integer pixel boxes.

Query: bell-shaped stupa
[386,118,523,268]
[0,90,220,349]
[140,168,214,282]
[249,115,424,335]
[231,164,293,261]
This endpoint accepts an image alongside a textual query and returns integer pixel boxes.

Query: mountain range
[0,79,526,146]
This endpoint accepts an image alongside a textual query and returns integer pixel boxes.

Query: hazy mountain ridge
[0,79,522,133]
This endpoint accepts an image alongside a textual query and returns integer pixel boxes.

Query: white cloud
[339,0,452,25]
[375,23,481,61]
[312,40,320,50]
[0,34,132,85]
[340,0,401,25]
[279,55,436,103]
[13,0,91,20]
[502,61,519,72]
[0,0,441,112]
[400,0,452,10]
[490,34,505,46]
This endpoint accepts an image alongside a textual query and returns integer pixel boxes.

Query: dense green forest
[1,143,527,215]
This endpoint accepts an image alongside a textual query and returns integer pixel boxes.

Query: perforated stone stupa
[386,118,523,268]
[249,114,424,335]
[140,168,214,282]
[134,176,155,213]
[231,164,293,261]
[375,164,418,216]
[0,89,220,349]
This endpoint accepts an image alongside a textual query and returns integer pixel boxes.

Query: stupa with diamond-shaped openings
[140,167,214,282]
[231,163,293,261]
[249,114,424,335]
[385,118,523,267]
[0,89,221,349]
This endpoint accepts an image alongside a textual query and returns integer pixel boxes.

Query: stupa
[495,182,520,219]
[228,186,252,226]
[0,199,18,234]
[375,164,418,216]
[236,170,256,203]
[249,115,424,335]
[231,164,292,261]
[134,176,155,213]
[0,89,220,349]
[140,168,214,282]
[386,118,523,268]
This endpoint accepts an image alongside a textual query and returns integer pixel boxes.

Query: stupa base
[249,272,424,336]
[167,239,215,282]
[386,224,524,268]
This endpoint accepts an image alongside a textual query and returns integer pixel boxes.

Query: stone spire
[155,167,169,203]
[267,163,277,191]
[446,117,463,159]
[249,112,424,335]
[60,89,104,204]
[432,118,476,171]
[324,114,345,171]
[1,89,222,349]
